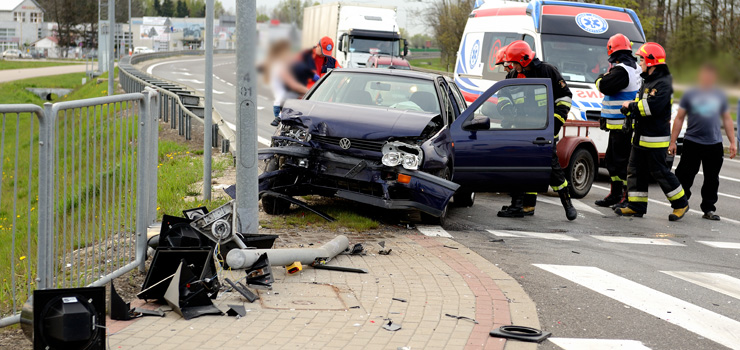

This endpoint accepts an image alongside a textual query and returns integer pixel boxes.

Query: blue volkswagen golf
[259,68,555,225]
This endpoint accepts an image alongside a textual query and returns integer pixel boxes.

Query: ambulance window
[523,35,535,50]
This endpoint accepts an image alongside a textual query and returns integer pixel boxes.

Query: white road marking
[590,235,685,246]
[178,78,204,84]
[146,57,204,74]
[257,106,265,110]
[173,72,193,76]
[550,338,652,350]
[537,197,603,215]
[258,95,271,101]
[195,88,224,94]
[534,264,740,350]
[698,241,740,249]
[217,101,235,105]
[487,230,579,241]
[591,184,740,225]
[225,82,234,86]
[417,225,453,238]
[222,121,270,146]
[661,271,740,300]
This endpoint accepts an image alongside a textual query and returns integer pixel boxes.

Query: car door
[450,78,554,193]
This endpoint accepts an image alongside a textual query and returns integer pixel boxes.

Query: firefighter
[615,42,689,220]
[495,44,511,73]
[496,40,577,221]
[594,34,642,208]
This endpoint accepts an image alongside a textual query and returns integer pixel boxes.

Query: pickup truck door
[450,78,554,193]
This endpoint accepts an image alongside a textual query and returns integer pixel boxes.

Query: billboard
[140,17,171,40]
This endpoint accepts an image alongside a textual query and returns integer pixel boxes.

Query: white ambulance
[454,0,683,197]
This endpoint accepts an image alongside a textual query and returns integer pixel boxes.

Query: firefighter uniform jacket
[506,58,573,138]
[624,65,673,149]
[596,62,641,130]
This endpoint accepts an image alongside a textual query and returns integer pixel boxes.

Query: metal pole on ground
[128,0,132,57]
[204,0,213,200]
[108,0,115,96]
[234,1,258,234]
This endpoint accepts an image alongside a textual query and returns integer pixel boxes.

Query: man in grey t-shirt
[669,64,737,220]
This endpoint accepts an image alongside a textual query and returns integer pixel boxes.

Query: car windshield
[308,71,441,114]
[540,34,643,83]
[350,37,401,56]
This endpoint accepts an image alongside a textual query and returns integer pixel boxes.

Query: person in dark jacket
[615,42,689,221]
[497,40,577,221]
[594,34,642,207]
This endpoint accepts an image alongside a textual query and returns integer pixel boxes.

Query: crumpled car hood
[281,99,438,140]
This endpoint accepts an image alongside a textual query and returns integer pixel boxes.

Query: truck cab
[454,0,684,198]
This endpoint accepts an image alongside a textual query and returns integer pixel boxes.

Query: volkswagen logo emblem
[339,138,351,150]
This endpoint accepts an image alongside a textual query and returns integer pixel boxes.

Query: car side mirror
[462,115,490,131]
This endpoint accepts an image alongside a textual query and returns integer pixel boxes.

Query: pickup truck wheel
[566,148,594,199]
[452,189,475,207]
[261,157,291,215]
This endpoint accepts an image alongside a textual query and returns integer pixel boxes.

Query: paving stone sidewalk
[108,231,540,350]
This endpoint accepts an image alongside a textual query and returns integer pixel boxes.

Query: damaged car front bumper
[258,146,459,217]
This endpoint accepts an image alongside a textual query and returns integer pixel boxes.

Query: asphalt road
[146,56,740,350]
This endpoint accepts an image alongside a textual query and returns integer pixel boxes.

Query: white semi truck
[302,2,407,68]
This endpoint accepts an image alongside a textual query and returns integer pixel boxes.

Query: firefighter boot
[595,181,623,207]
[669,205,689,221]
[498,196,525,218]
[614,206,644,217]
[612,187,629,209]
[558,188,578,221]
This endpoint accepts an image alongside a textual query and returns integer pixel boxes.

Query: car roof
[331,68,440,81]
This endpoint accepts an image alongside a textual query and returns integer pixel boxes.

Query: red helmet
[607,34,632,56]
[636,42,666,67]
[495,44,509,65]
[506,40,535,67]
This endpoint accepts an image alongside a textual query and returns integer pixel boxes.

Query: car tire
[566,148,595,199]
[452,188,475,207]
[261,157,291,215]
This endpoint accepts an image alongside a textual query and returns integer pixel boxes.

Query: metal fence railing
[0,89,159,327]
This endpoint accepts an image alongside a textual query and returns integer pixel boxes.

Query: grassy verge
[260,197,380,232]
[409,57,450,72]
[0,60,82,71]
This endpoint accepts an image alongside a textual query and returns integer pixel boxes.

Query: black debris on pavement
[163,261,223,320]
[444,313,479,324]
[489,239,505,243]
[382,320,402,331]
[133,308,165,317]
[392,298,407,303]
[226,305,247,317]
[443,245,459,249]
[224,278,259,303]
[246,253,275,289]
[110,280,136,321]
[349,243,365,255]
[489,325,552,343]
[312,264,368,274]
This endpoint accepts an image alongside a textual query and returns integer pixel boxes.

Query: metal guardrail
[0,89,159,327]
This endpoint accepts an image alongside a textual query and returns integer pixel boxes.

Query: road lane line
[697,241,740,249]
[591,184,740,225]
[550,338,651,350]
[538,197,603,215]
[177,78,204,84]
[661,271,740,300]
[590,235,684,246]
[417,225,452,238]
[146,57,204,74]
[223,121,270,146]
[534,264,740,350]
[487,230,579,241]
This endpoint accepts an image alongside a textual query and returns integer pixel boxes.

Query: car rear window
[308,71,441,114]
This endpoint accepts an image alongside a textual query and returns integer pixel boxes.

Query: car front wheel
[261,157,291,215]
[566,148,595,199]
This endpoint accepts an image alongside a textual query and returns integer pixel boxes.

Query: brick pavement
[108,231,540,350]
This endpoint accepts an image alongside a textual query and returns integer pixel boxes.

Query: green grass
[0,72,89,105]
[0,60,82,71]
[260,197,380,232]
[409,57,451,72]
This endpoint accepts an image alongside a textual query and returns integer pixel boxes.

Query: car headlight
[281,125,311,142]
[382,152,402,167]
[402,154,421,170]
[381,141,423,170]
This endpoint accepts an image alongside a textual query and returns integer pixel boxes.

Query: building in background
[0,0,44,53]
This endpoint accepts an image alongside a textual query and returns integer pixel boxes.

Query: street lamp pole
[108,0,114,96]
[204,0,214,200]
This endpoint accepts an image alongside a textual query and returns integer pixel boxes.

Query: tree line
[421,0,740,82]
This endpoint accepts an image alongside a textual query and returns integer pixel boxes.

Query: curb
[409,235,539,350]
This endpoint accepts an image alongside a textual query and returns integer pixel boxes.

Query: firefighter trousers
[626,146,688,213]
[605,129,632,188]
[521,145,568,207]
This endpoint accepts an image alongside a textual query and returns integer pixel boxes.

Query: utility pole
[234,1,258,234]
[204,0,214,200]
[128,0,131,56]
[108,0,115,96]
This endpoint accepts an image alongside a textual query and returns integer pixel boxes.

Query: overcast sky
[218,0,433,35]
